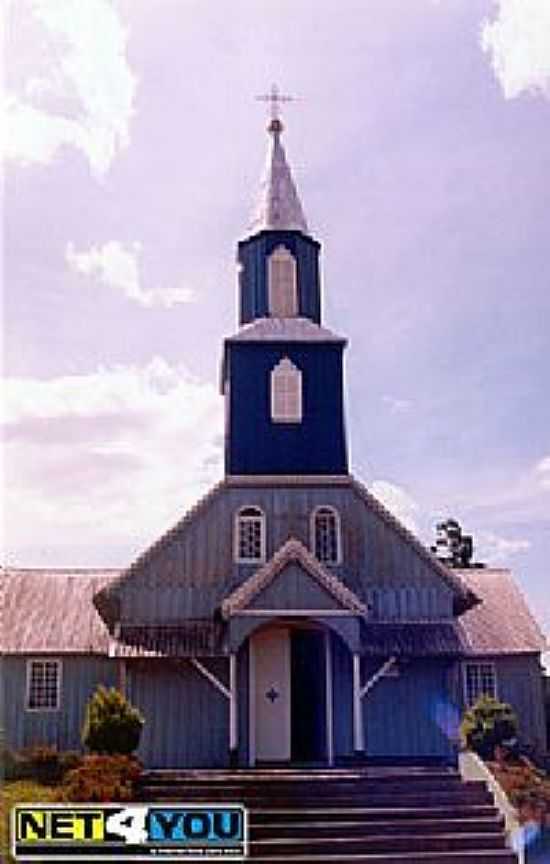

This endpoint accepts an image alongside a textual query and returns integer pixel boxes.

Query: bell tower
[222,86,349,477]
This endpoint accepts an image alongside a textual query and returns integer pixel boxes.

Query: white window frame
[310,505,342,566]
[268,245,298,318]
[271,357,303,424]
[234,506,266,564]
[463,661,498,707]
[25,658,62,712]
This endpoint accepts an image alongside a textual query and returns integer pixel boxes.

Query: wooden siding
[237,230,321,326]
[361,657,457,761]
[127,658,229,768]
[455,654,547,755]
[117,484,453,625]
[226,342,348,476]
[2,656,116,751]
[248,562,344,611]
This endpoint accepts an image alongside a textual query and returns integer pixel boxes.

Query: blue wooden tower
[223,104,348,477]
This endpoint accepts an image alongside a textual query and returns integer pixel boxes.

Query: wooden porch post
[352,653,365,756]
[229,653,238,767]
[118,659,127,696]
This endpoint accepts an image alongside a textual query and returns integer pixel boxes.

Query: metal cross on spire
[256,83,295,131]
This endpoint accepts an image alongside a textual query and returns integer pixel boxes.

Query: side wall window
[463,662,497,706]
[235,506,266,563]
[271,357,302,423]
[268,245,298,317]
[26,659,62,711]
[312,506,342,565]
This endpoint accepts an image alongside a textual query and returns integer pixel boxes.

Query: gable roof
[1,569,118,654]
[220,537,368,620]
[350,476,479,614]
[455,568,548,655]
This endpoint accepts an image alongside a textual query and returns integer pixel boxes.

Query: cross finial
[256,83,294,133]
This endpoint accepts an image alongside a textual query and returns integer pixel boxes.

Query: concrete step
[140,789,494,807]
[249,832,508,856]
[248,853,517,864]
[250,804,501,824]
[250,817,505,839]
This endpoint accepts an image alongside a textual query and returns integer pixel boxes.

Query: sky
[3,0,550,653]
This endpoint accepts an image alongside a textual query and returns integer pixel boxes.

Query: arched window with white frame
[235,506,266,563]
[268,245,298,317]
[311,506,342,565]
[271,357,302,423]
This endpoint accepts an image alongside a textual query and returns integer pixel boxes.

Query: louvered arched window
[235,506,266,563]
[312,506,342,565]
[271,357,302,423]
[268,245,298,317]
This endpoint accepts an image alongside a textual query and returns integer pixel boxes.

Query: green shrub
[460,694,519,759]
[82,686,144,755]
[59,754,142,802]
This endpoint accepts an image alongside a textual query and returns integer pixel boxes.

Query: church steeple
[250,88,309,234]
[223,91,349,477]
[237,85,321,327]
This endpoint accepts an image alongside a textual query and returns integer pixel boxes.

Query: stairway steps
[141,790,494,807]
[248,853,517,864]
[250,833,507,856]
[251,817,504,838]
[250,805,501,823]
[139,767,516,863]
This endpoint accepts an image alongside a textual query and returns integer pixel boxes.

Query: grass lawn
[1,780,58,864]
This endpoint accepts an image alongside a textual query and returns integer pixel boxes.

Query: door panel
[252,627,291,761]
[291,630,326,761]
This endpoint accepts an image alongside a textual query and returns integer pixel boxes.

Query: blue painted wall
[225,343,348,475]
[2,656,116,752]
[238,230,321,325]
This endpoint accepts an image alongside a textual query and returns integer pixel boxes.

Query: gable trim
[221,537,368,620]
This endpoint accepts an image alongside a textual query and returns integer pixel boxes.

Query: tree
[82,686,144,755]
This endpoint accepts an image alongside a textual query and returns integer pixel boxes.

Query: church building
[2,98,547,768]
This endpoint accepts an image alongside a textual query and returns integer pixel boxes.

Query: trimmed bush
[58,754,142,802]
[460,694,519,760]
[82,686,144,755]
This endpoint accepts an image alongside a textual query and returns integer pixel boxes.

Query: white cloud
[65,241,196,307]
[370,480,419,533]
[4,0,136,176]
[535,454,550,488]
[2,358,224,557]
[382,395,412,413]
[476,529,531,564]
[481,0,550,99]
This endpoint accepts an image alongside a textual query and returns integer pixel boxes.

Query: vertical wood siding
[127,659,229,768]
[119,484,453,624]
[2,656,116,751]
[361,657,457,761]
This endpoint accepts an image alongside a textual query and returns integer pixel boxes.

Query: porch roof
[220,538,369,620]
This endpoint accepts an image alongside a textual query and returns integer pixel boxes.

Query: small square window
[464,662,496,706]
[26,659,61,711]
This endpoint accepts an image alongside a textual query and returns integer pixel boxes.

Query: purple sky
[4,0,550,656]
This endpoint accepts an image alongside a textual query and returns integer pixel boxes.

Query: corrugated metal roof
[1,569,118,654]
[227,316,346,343]
[456,568,548,655]
[362,621,469,656]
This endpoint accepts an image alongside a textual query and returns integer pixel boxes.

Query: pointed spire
[250,84,309,234]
